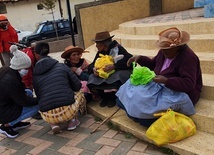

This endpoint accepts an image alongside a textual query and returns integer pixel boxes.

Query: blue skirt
[116,79,195,119]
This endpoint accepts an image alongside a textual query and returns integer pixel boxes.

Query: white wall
[5,0,94,31]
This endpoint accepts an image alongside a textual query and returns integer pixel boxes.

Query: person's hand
[103,64,115,72]
[71,67,77,72]
[127,55,141,67]
[153,75,168,84]
[93,67,99,76]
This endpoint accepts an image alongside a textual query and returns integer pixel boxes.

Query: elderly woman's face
[69,52,82,64]
[96,42,106,52]
[161,46,180,58]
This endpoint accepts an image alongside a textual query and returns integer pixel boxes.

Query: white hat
[10,45,31,70]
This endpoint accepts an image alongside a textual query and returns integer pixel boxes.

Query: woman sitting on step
[87,31,133,108]
[116,27,203,127]
[61,45,94,103]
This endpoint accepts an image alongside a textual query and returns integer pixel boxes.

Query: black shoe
[12,122,31,131]
[32,112,42,120]
[0,124,19,138]
[99,99,109,107]
[107,101,116,108]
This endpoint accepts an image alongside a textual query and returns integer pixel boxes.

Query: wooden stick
[91,108,120,134]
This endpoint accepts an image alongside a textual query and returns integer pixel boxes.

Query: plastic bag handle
[153,109,172,117]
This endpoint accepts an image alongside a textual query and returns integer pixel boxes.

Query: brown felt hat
[156,27,190,49]
[61,45,89,59]
[92,31,114,42]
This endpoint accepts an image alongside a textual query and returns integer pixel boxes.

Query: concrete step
[87,102,214,155]
[118,17,214,35]
[111,31,214,52]
[191,98,214,134]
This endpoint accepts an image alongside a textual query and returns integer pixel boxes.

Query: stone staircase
[85,8,214,155]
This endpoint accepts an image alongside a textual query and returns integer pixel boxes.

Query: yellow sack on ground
[95,54,115,79]
[146,109,196,146]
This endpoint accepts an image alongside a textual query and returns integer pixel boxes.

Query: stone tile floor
[0,114,174,155]
[0,7,205,154]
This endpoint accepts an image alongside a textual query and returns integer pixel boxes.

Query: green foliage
[94,117,102,122]
[125,132,134,139]
[160,147,176,155]
[39,0,56,11]
[107,121,120,131]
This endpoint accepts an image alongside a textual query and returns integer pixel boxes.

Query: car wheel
[30,40,38,45]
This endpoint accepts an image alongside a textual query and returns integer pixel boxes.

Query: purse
[146,109,196,146]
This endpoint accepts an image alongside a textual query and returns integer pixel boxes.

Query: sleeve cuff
[75,68,82,75]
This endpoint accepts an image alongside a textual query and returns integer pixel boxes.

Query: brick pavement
[0,7,205,155]
[0,114,170,155]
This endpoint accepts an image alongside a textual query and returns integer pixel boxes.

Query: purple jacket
[137,45,202,105]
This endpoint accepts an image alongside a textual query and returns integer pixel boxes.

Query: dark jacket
[64,58,89,81]
[137,45,202,105]
[0,66,38,124]
[33,56,81,112]
[88,40,133,74]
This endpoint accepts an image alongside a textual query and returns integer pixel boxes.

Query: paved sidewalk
[0,114,171,155]
[0,7,205,155]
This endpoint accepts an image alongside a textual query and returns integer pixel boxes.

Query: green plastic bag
[130,62,155,85]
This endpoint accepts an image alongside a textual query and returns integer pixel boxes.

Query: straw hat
[61,45,89,59]
[92,31,114,42]
[156,27,190,49]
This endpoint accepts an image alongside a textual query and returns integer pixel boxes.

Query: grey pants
[0,52,13,66]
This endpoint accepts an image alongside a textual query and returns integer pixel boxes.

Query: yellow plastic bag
[94,54,115,79]
[146,109,196,146]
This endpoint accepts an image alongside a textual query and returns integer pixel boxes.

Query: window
[0,4,7,14]
[58,22,64,29]
[42,24,54,32]
[64,21,70,28]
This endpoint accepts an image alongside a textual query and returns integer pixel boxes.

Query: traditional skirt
[116,79,195,119]
[87,70,132,91]
[40,90,86,124]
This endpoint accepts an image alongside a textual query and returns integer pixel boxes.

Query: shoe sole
[13,124,31,131]
[0,129,18,138]
[52,126,62,134]
[67,121,80,131]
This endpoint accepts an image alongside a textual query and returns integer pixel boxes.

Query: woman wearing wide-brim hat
[87,31,133,108]
[61,45,90,81]
[116,27,202,127]
[61,45,93,102]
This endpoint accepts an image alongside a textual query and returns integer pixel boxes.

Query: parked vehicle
[21,19,72,46]
[15,28,32,42]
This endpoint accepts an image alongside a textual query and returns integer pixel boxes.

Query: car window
[34,24,43,34]
[64,21,70,28]
[58,22,64,29]
[42,24,54,32]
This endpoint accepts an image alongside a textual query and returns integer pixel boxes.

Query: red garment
[0,23,18,53]
[22,47,35,90]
